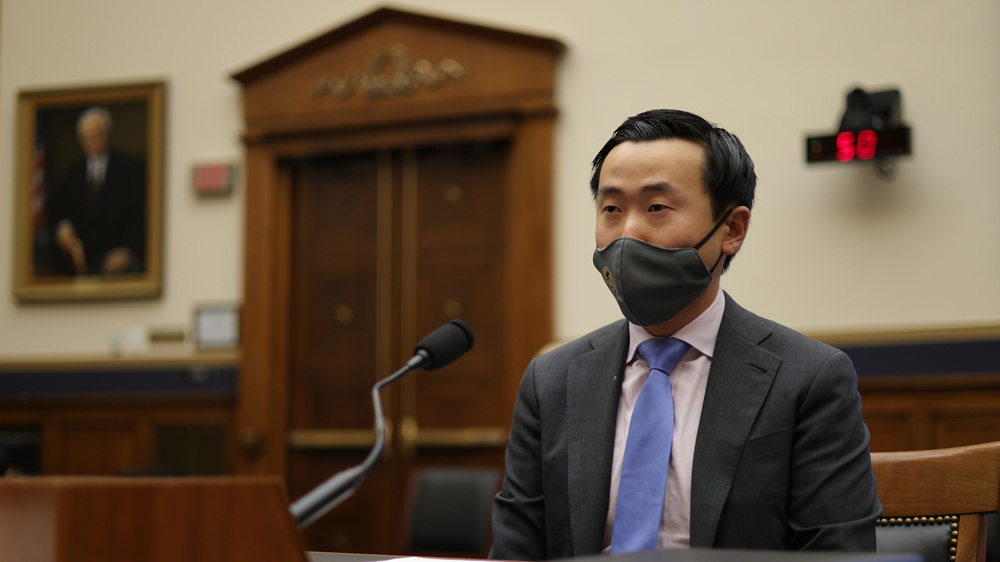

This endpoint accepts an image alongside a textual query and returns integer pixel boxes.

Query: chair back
[872,441,1000,562]
[402,467,501,557]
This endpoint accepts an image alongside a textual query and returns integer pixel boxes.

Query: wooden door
[232,7,562,555]
[285,141,509,554]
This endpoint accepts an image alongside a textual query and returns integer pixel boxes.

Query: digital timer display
[805,126,911,163]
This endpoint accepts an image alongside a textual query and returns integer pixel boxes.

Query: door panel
[413,259,506,428]
[408,141,510,435]
[289,153,383,433]
[415,142,505,253]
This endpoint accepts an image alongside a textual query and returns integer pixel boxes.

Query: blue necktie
[611,337,691,554]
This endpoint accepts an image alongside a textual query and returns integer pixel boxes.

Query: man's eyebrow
[640,183,677,195]
[596,183,677,197]
[596,186,623,198]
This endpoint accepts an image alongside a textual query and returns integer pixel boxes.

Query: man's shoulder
[722,294,844,361]
[107,151,145,173]
[522,320,627,396]
[538,320,627,360]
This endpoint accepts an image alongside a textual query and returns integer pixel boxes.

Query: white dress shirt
[87,153,108,190]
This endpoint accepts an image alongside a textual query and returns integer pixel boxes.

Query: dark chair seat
[876,516,957,562]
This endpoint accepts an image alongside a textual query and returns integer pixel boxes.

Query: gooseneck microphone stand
[289,319,475,528]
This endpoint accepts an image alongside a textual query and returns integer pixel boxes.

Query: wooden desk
[0,476,306,562]
[307,549,920,562]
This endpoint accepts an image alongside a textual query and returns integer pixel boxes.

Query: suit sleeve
[787,350,881,550]
[490,358,548,561]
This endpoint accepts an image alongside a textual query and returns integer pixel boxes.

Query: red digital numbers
[835,130,878,162]
[836,132,855,162]
[856,130,878,160]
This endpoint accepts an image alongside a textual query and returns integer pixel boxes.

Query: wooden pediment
[232,7,565,139]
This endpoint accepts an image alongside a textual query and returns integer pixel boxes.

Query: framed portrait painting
[12,81,164,302]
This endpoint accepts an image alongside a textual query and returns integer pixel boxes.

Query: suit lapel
[566,321,628,555]
[689,295,783,547]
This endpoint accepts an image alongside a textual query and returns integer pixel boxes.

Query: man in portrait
[48,106,147,276]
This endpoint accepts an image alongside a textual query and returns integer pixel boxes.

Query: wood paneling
[819,329,1000,453]
[0,406,235,477]
[0,353,239,477]
[859,374,1000,452]
[55,419,142,475]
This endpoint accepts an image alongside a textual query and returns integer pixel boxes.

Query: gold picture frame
[12,81,165,302]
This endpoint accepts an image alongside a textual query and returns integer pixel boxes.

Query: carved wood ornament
[313,43,467,100]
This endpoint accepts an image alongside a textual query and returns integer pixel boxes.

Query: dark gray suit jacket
[490,293,881,560]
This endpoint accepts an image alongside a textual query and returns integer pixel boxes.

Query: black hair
[589,109,756,270]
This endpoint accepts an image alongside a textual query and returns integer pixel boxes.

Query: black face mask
[592,209,733,326]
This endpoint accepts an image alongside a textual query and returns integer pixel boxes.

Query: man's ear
[722,206,750,256]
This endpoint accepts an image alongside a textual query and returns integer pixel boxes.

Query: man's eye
[649,204,667,212]
[603,205,621,213]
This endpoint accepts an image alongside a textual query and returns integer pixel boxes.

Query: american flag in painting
[30,131,46,228]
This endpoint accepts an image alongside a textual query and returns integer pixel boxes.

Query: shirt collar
[626,287,726,363]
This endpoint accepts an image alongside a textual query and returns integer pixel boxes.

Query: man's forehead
[81,115,105,130]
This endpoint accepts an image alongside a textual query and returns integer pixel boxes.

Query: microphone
[289,319,475,528]
[409,317,475,370]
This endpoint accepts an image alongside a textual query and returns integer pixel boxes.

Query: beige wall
[1,0,998,357]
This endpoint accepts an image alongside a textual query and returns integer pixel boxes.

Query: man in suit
[490,109,880,560]
[49,106,146,275]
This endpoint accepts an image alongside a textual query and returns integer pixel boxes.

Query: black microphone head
[413,319,475,370]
